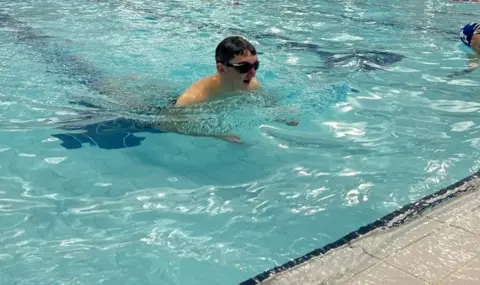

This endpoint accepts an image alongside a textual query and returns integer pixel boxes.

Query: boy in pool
[165,36,297,143]
[175,36,261,106]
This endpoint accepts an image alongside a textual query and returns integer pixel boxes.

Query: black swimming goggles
[225,60,260,73]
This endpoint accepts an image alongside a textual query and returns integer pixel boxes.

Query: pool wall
[240,169,480,285]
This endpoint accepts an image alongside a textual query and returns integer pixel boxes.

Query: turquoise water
[1,0,479,284]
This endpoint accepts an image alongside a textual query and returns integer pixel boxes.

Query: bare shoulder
[250,78,262,90]
[175,75,216,106]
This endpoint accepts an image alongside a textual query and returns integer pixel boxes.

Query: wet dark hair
[215,36,256,64]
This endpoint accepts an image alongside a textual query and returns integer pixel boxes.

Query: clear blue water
[1,0,479,284]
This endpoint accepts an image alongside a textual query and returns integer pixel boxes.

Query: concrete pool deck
[241,170,480,285]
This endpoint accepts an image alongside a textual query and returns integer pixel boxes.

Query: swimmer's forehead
[230,50,258,64]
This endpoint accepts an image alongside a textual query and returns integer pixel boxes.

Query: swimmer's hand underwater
[214,133,243,143]
[446,56,480,78]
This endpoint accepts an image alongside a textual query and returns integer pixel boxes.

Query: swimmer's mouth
[243,79,251,84]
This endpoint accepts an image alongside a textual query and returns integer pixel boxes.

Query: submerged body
[1,13,295,146]
[167,36,297,143]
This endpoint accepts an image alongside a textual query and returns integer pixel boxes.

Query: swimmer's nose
[247,68,256,77]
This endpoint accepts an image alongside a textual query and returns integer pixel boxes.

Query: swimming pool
[0,0,479,284]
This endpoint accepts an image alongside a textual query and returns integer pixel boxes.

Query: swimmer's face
[218,50,259,85]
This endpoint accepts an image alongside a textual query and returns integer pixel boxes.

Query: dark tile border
[239,169,480,285]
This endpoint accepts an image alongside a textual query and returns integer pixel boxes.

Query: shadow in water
[1,12,167,150]
[51,116,164,150]
[278,42,406,72]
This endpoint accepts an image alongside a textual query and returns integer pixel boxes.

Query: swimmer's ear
[216,63,226,73]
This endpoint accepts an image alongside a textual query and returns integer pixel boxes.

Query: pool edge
[239,169,480,285]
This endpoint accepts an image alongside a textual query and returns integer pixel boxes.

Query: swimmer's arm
[447,54,480,78]
[156,120,242,143]
[447,34,480,78]
[449,56,480,77]
[254,79,299,126]
[261,92,299,126]
[162,90,242,143]
[466,56,480,72]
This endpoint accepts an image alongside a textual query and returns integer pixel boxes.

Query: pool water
[0,0,479,284]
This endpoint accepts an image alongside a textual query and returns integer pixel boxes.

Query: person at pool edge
[168,36,298,143]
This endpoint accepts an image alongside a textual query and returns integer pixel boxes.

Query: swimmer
[460,22,480,55]
[175,36,261,106]
[449,22,480,77]
[164,36,298,143]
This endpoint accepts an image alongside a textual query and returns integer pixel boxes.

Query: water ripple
[0,1,479,285]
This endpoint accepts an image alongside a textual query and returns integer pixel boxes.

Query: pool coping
[239,169,480,285]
